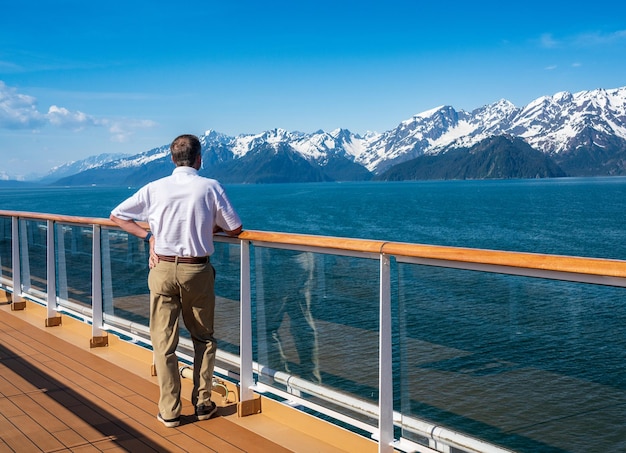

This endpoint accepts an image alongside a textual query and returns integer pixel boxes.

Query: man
[110,134,242,428]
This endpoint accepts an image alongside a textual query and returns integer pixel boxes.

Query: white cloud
[0,81,45,128]
[539,33,559,49]
[46,105,99,129]
[539,29,626,49]
[105,118,158,143]
[573,30,626,46]
[0,80,157,141]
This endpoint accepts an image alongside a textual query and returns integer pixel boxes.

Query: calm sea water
[2,178,626,452]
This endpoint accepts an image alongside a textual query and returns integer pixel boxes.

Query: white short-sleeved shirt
[111,166,242,257]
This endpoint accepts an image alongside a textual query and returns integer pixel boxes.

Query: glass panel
[19,219,47,296]
[212,240,241,356]
[55,223,93,307]
[102,227,151,330]
[397,263,626,453]
[254,246,380,425]
[0,216,12,285]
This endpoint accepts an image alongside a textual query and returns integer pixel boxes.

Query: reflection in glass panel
[254,247,380,410]
[102,228,151,329]
[212,240,241,356]
[55,224,93,307]
[397,263,626,452]
[19,219,47,296]
[0,216,13,285]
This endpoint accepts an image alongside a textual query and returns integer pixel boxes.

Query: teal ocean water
[2,177,626,452]
[3,177,626,258]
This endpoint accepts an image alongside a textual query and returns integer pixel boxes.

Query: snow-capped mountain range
[47,86,626,185]
[37,153,131,183]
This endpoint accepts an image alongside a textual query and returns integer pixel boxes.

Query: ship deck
[0,295,380,453]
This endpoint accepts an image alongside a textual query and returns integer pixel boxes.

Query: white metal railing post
[378,253,394,452]
[45,219,59,325]
[11,216,23,304]
[91,224,107,346]
[240,239,254,402]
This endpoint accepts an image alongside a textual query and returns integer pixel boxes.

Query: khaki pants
[148,260,216,419]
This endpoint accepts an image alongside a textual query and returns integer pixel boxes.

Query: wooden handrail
[0,210,147,229]
[3,210,626,280]
[238,230,385,254]
[380,242,626,279]
[239,230,626,279]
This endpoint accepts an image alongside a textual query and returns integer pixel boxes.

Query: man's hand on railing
[214,224,243,237]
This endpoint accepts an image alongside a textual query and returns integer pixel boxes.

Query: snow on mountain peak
[414,105,446,119]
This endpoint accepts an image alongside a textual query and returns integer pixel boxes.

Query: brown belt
[157,255,210,264]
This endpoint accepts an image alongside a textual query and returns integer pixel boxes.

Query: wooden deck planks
[0,310,293,453]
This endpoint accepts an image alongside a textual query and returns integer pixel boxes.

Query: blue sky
[1,0,625,178]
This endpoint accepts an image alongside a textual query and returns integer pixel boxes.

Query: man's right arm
[109,214,151,240]
[214,224,243,236]
[110,214,158,268]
